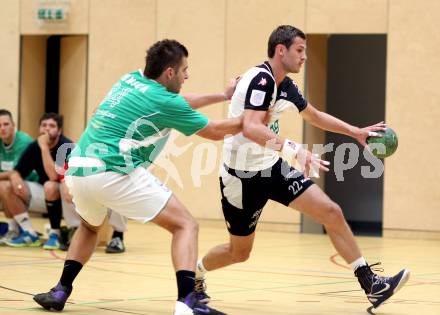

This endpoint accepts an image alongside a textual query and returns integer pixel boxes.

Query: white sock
[49,228,61,237]
[196,259,207,279]
[7,218,19,233]
[13,212,36,236]
[350,256,367,272]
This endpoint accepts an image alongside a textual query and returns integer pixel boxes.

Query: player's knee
[231,248,251,263]
[177,215,199,235]
[186,217,199,235]
[323,202,345,228]
[43,181,60,199]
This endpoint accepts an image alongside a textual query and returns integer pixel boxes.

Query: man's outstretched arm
[196,117,243,141]
[182,78,239,109]
[300,103,386,146]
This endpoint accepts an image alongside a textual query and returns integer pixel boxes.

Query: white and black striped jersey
[223,61,308,171]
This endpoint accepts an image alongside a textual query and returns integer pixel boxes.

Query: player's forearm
[0,171,12,180]
[41,147,59,181]
[9,170,24,185]
[183,93,227,109]
[242,123,284,151]
[197,118,242,141]
[309,110,359,138]
[212,117,243,138]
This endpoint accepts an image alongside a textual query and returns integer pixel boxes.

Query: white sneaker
[174,292,226,315]
[174,301,194,315]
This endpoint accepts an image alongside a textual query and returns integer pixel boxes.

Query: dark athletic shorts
[220,158,314,236]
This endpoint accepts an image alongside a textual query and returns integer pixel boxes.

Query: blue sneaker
[6,230,41,247]
[174,292,226,315]
[355,263,410,309]
[43,233,60,250]
[195,277,211,303]
[34,282,72,311]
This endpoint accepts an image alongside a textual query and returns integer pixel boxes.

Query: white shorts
[65,167,172,227]
[27,181,47,214]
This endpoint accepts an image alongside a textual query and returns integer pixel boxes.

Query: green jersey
[0,130,38,182]
[68,70,209,176]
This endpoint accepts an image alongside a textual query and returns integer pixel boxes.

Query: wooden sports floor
[1,216,439,315]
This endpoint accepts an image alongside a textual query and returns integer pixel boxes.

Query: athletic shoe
[195,277,211,303]
[355,262,410,309]
[43,233,60,250]
[0,230,20,246]
[105,236,125,253]
[5,230,40,247]
[33,282,72,311]
[174,291,226,315]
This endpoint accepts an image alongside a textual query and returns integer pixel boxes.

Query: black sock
[60,260,83,289]
[112,230,123,240]
[46,199,62,230]
[176,270,195,300]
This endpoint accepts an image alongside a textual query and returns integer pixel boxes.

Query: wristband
[281,139,300,160]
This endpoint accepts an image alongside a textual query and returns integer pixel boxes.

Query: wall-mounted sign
[36,0,70,23]
[37,8,66,20]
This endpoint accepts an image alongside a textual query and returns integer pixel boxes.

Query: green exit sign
[37,8,66,20]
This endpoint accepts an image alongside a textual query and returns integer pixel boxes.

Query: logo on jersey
[285,169,299,180]
[286,140,297,150]
[250,90,266,106]
[258,77,267,86]
[280,91,287,98]
[269,119,279,134]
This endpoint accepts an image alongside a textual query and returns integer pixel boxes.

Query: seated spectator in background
[4,113,72,249]
[106,210,127,253]
[0,109,40,244]
[58,176,81,250]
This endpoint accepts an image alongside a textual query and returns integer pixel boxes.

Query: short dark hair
[39,112,63,129]
[0,109,13,122]
[267,25,306,58]
[143,39,189,79]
